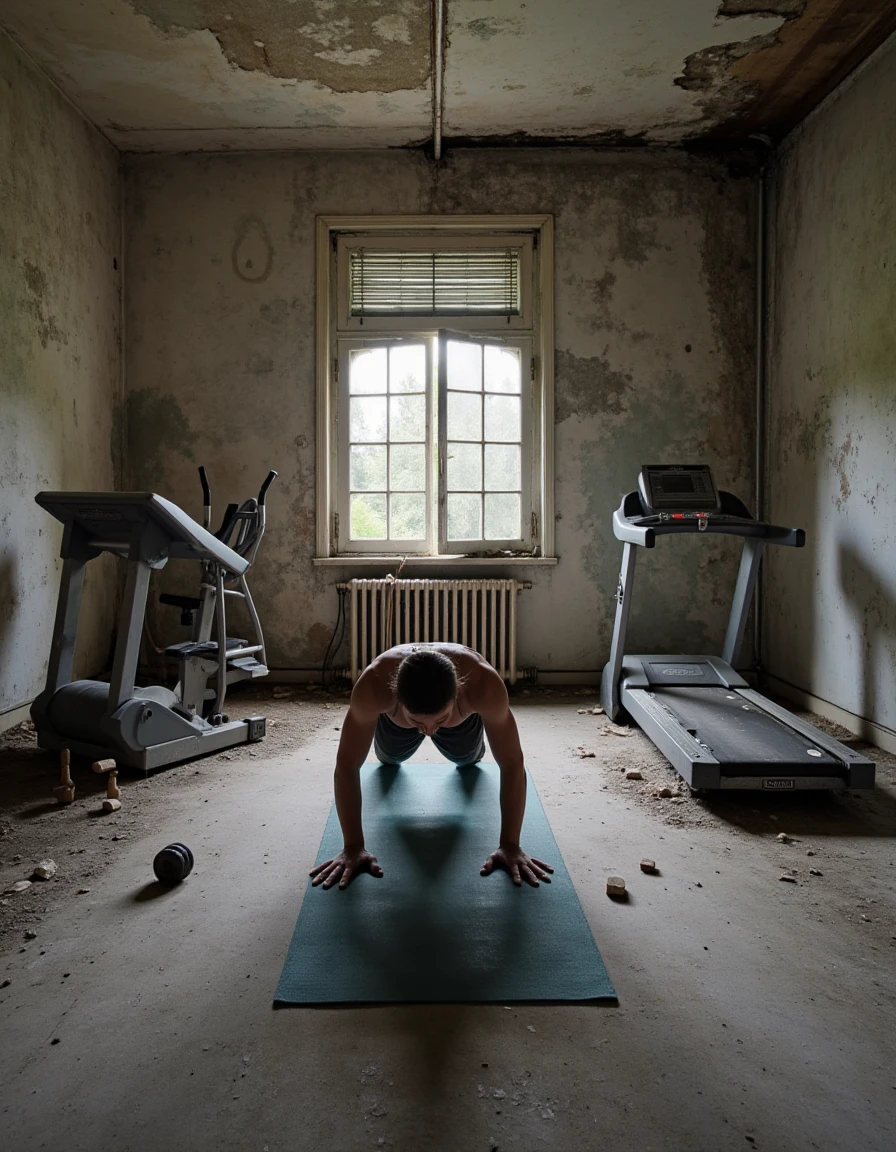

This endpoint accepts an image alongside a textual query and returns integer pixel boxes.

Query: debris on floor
[779,874,798,883]
[640,859,658,874]
[606,875,626,897]
[5,880,32,894]
[601,723,633,737]
[31,860,57,880]
[625,769,643,780]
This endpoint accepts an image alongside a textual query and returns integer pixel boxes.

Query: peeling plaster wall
[124,149,755,675]
[0,32,121,720]
[765,37,896,733]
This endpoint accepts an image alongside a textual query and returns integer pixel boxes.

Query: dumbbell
[152,843,195,884]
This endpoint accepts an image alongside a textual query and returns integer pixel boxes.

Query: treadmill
[600,465,875,791]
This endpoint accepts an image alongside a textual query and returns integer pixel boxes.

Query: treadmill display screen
[639,465,720,513]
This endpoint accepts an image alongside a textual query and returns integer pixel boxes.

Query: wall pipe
[752,139,772,676]
[432,0,445,160]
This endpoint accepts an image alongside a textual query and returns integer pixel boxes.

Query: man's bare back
[309,643,554,891]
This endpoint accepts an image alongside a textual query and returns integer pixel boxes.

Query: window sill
[313,555,558,568]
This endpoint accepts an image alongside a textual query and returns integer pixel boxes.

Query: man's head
[392,648,458,733]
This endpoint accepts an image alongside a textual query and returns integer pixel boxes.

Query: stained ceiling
[1,0,895,152]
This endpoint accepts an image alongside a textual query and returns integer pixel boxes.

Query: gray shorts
[374,711,485,767]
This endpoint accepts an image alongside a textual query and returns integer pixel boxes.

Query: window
[316,217,554,560]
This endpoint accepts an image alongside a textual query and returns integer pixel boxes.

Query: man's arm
[309,673,385,890]
[477,672,554,888]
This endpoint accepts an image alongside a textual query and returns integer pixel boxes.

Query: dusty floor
[1,685,895,1151]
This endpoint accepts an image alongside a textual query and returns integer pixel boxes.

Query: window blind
[349,249,520,316]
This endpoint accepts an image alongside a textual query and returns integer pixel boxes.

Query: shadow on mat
[455,762,482,799]
[375,762,401,796]
[396,819,463,879]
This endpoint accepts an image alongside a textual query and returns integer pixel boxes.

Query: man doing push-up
[310,643,553,891]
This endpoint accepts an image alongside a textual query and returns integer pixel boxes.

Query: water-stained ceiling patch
[129,0,431,93]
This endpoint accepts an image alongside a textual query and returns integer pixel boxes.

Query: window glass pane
[351,396,387,442]
[390,344,426,393]
[447,442,482,492]
[484,346,521,394]
[447,341,482,391]
[484,444,521,491]
[389,394,425,442]
[350,493,387,539]
[484,394,520,442]
[447,493,482,540]
[390,493,426,539]
[390,443,426,491]
[350,348,387,394]
[484,493,521,540]
[350,444,387,491]
[447,392,482,440]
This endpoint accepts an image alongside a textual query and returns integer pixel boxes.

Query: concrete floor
[1,690,895,1151]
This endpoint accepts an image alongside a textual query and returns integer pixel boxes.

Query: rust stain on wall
[129,1,431,93]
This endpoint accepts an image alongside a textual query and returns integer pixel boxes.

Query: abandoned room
[1,1,895,1148]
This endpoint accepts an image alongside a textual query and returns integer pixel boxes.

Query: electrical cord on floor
[321,584,347,688]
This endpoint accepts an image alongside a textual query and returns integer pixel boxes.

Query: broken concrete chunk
[779,874,798,883]
[24,930,37,940]
[640,859,657,874]
[591,706,604,715]
[809,869,823,877]
[657,786,674,798]
[606,876,626,897]
[32,860,57,881]
[4,881,32,894]
[601,723,632,737]
[625,769,643,781]
[102,799,122,813]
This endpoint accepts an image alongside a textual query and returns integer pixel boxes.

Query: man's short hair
[392,648,458,715]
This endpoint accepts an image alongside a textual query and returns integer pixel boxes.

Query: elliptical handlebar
[198,466,211,530]
[196,466,278,570]
[258,471,278,507]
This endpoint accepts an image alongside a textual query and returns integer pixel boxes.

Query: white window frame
[315,215,555,562]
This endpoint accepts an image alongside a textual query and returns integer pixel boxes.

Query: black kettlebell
[153,842,194,884]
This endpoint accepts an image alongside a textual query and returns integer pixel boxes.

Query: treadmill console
[638,465,720,515]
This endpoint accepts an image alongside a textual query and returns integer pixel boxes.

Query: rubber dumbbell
[152,842,195,884]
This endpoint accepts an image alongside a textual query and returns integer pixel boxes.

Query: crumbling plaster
[0,31,121,718]
[124,148,755,674]
[0,0,825,151]
[765,32,896,734]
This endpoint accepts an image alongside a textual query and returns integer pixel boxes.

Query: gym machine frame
[32,470,276,771]
[600,465,874,791]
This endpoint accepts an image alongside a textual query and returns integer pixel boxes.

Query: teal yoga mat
[275,762,616,1005]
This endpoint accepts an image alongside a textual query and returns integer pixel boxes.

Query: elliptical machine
[31,468,277,771]
[161,467,277,723]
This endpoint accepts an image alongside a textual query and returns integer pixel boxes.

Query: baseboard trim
[765,675,896,756]
[0,702,32,735]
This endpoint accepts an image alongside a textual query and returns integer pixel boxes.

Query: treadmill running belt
[651,686,839,769]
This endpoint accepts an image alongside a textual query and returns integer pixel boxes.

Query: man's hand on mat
[481,846,554,887]
[310,847,383,890]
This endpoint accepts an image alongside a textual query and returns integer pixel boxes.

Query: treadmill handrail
[35,491,249,574]
[612,494,804,548]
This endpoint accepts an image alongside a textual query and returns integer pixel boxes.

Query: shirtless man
[310,643,554,891]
